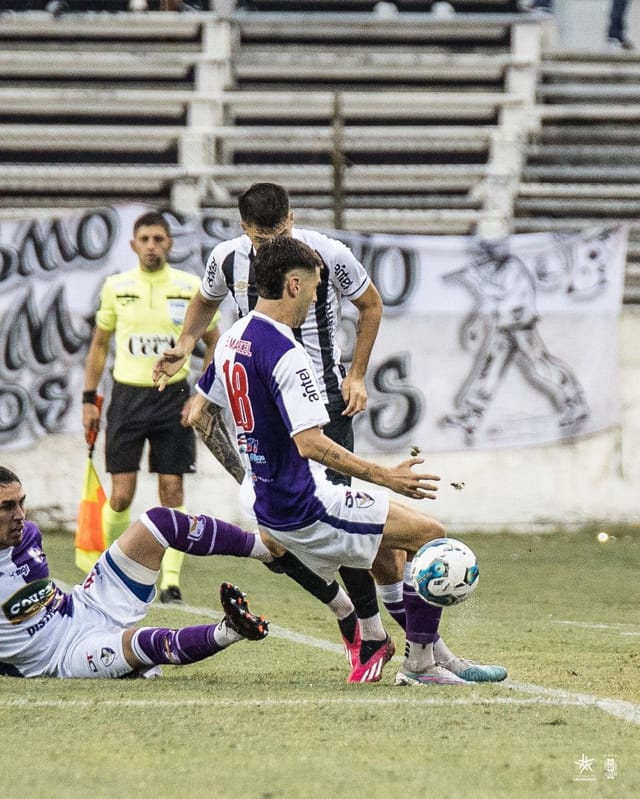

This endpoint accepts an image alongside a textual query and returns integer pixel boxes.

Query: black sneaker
[159,586,183,604]
[219,582,269,641]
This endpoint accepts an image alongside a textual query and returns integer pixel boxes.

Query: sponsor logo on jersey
[344,490,375,509]
[187,514,207,542]
[296,368,321,402]
[204,254,218,289]
[355,491,375,508]
[3,578,59,625]
[128,334,176,356]
[246,437,266,465]
[100,647,116,667]
[334,263,354,292]
[167,298,188,325]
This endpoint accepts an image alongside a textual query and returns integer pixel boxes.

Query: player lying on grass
[191,236,507,686]
[0,466,269,679]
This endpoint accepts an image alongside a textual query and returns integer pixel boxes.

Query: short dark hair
[133,211,171,237]
[0,467,21,487]
[254,237,321,300]
[238,183,290,229]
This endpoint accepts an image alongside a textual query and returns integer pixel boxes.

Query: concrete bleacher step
[514,198,640,217]
[0,51,198,82]
[522,165,640,183]
[224,89,523,123]
[240,1,520,11]
[533,124,640,144]
[0,164,180,194]
[526,144,640,164]
[234,11,520,48]
[199,162,487,192]
[0,124,183,153]
[234,49,517,89]
[0,10,205,43]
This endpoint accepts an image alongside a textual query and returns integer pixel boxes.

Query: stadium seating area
[1,3,639,300]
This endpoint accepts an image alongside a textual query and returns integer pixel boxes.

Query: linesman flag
[74,394,106,572]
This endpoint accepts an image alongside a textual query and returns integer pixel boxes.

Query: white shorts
[259,483,389,583]
[51,550,154,679]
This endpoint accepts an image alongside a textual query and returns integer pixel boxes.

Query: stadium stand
[0,6,540,239]
[0,4,639,299]
[513,51,640,301]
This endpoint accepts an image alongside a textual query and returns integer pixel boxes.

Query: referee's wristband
[82,390,98,405]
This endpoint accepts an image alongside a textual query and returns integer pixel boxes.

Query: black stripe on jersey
[247,249,259,311]
[310,259,341,398]
[221,251,236,295]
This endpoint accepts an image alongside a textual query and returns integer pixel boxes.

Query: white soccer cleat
[394,665,472,686]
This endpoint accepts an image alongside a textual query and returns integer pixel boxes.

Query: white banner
[0,205,626,453]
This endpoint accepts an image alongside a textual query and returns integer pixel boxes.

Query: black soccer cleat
[159,585,183,604]
[219,582,269,641]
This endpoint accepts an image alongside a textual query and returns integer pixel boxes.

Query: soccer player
[193,237,508,686]
[0,466,269,679]
[82,211,219,604]
[154,182,390,678]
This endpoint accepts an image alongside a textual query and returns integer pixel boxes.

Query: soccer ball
[410,538,479,607]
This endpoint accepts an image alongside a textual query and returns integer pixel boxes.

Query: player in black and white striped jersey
[154,183,402,681]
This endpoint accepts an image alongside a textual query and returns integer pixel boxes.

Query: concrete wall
[539,0,640,50]
[4,309,638,534]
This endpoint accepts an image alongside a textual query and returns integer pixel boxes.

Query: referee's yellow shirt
[95,264,218,387]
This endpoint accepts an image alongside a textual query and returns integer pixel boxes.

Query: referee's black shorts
[105,380,196,476]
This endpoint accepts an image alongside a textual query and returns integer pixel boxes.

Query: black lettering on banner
[35,375,71,432]
[367,246,418,309]
[0,245,19,283]
[0,385,28,434]
[6,207,117,282]
[368,354,424,440]
[2,287,86,369]
[75,209,117,261]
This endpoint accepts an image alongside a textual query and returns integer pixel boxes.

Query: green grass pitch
[1,523,638,799]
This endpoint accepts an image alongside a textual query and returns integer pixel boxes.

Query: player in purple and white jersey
[0,466,270,679]
[154,182,392,678]
[193,237,508,686]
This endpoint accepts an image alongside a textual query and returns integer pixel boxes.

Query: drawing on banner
[439,239,590,445]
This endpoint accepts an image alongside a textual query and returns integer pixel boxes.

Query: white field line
[36,588,639,726]
[0,696,599,710]
[552,619,640,636]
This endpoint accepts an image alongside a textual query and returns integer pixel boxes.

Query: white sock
[213,620,243,647]
[405,641,436,672]
[249,532,274,563]
[359,613,386,641]
[327,586,355,620]
[376,581,403,604]
[433,637,456,664]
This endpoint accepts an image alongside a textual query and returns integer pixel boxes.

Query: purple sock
[403,582,442,644]
[383,600,406,631]
[143,507,255,557]
[133,625,223,665]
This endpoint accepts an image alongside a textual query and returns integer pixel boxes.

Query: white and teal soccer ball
[410,538,479,607]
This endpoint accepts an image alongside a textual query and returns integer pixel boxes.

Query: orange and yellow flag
[74,457,107,572]
[75,393,106,572]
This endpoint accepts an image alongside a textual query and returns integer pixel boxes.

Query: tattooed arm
[293,426,440,500]
[188,393,245,485]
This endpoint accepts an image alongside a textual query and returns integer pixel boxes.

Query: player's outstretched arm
[153,293,220,389]
[294,427,440,500]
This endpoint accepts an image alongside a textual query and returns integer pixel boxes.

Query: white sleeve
[325,236,371,301]
[272,346,330,436]
[200,244,230,303]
